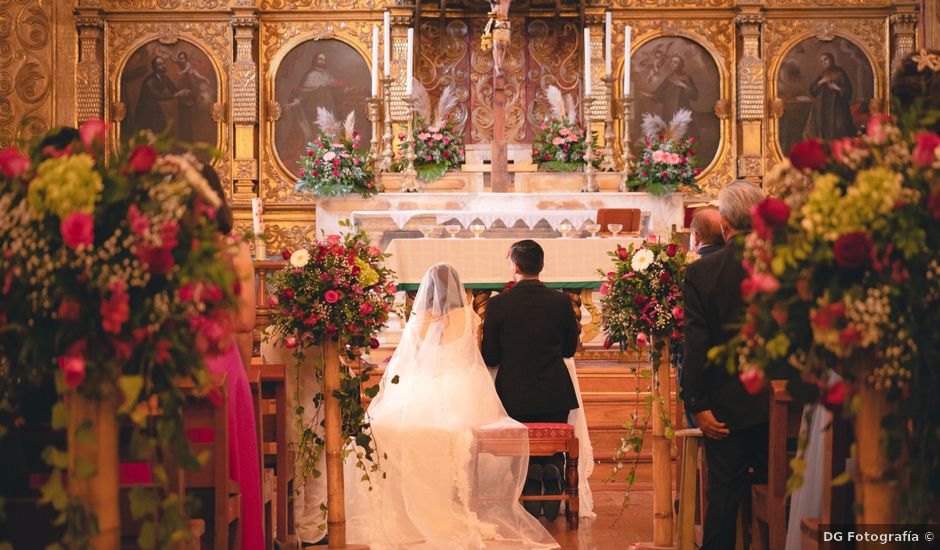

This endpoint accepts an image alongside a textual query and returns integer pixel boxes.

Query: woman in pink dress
[202,165,264,549]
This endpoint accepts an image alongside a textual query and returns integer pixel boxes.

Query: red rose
[139,245,175,275]
[58,343,87,388]
[739,368,765,395]
[324,290,340,303]
[369,337,381,349]
[127,145,157,174]
[603,336,614,350]
[811,301,845,331]
[60,212,94,249]
[833,231,872,269]
[633,294,648,307]
[823,381,849,407]
[659,270,672,284]
[830,137,861,164]
[912,132,940,167]
[79,119,110,154]
[0,147,30,179]
[127,204,150,236]
[284,336,298,349]
[839,325,863,349]
[281,248,292,260]
[666,243,677,257]
[360,302,374,314]
[57,298,81,321]
[788,139,828,171]
[755,197,790,227]
[281,288,295,300]
[101,280,129,334]
[154,340,172,365]
[616,246,629,260]
[268,294,279,307]
[928,192,940,221]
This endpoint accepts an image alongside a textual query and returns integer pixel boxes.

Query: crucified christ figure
[486,0,511,74]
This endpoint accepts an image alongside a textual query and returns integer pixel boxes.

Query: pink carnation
[58,341,87,388]
[739,368,765,394]
[60,212,94,249]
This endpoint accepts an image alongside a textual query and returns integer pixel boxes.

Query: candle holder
[401,95,419,193]
[581,95,598,193]
[380,76,395,177]
[619,93,633,192]
[600,75,617,172]
[367,95,384,191]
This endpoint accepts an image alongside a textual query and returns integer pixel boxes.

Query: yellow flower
[355,257,379,287]
[27,154,103,218]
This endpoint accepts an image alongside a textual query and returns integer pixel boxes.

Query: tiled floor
[543,490,655,549]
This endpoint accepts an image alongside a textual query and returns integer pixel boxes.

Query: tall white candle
[605,12,612,76]
[371,26,379,96]
[405,27,414,95]
[251,197,266,259]
[583,27,592,96]
[383,12,391,77]
[623,25,632,94]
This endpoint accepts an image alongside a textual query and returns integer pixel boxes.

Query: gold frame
[764,17,888,169]
[105,20,233,186]
[612,18,736,194]
[259,18,377,205]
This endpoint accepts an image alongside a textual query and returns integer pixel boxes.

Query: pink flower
[616,246,629,260]
[58,341,87,388]
[912,132,940,167]
[558,127,571,136]
[0,147,31,179]
[284,336,298,349]
[139,245,174,275]
[60,212,94,249]
[539,123,547,131]
[324,290,340,303]
[866,114,892,145]
[823,381,849,407]
[741,272,780,297]
[830,137,860,164]
[327,234,341,246]
[672,306,684,320]
[332,169,340,176]
[57,298,81,321]
[443,137,450,145]
[128,145,157,174]
[599,281,610,295]
[268,294,279,307]
[79,119,110,153]
[771,308,788,325]
[739,368,764,394]
[159,221,179,249]
[101,280,129,334]
[552,137,565,146]
[432,133,443,140]
[127,204,150,236]
[385,283,397,294]
[811,301,846,331]
[635,333,649,347]
[360,302,374,314]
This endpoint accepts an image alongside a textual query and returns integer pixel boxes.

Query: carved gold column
[585,12,607,166]
[925,0,939,49]
[232,12,259,204]
[735,8,764,183]
[75,11,103,124]
[890,10,919,75]
[389,12,413,147]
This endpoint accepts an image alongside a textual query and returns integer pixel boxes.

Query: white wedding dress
[344,264,560,549]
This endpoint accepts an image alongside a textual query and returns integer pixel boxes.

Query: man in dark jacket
[481,239,580,521]
[682,180,769,550]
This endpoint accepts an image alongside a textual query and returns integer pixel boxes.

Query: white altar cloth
[316,192,684,240]
[351,209,635,232]
[383,237,641,289]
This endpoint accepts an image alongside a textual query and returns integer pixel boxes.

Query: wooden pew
[750,380,801,550]
[800,413,853,550]
[247,365,276,550]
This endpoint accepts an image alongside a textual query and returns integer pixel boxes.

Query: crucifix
[484,0,511,191]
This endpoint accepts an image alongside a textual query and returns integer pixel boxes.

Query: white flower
[289,249,311,268]
[631,248,655,272]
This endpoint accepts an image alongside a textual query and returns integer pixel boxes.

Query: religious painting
[119,40,218,148]
[776,37,874,156]
[629,37,721,169]
[274,39,372,173]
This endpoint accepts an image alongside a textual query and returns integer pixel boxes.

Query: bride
[345,263,560,549]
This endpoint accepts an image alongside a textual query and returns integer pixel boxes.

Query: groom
[481,239,581,521]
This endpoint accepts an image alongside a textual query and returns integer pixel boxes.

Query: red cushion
[523,422,575,439]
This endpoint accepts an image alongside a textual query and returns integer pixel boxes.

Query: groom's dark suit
[481,279,581,419]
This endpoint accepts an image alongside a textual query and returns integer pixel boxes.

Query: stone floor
[543,490,655,549]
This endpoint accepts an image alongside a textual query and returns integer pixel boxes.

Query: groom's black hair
[509,240,544,276]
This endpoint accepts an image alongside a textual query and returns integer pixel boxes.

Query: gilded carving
[416,19,470,135]
[611,0,731,7]
[261,0,390,9]
[104,0,227,8]
[261,222,319,254]
[234,159,258,180]
[0,0,52,149]
[266,99,282,122]
[714,98,731,120]
[469,16,526,143]
[525,19,580,129]
[211,101,226,124]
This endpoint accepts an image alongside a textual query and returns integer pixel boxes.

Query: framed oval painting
[274,38,372,174]
[119,40,219,148]
[776,37,874,155]
[628,36,721,169]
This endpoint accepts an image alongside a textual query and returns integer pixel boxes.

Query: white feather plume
[411,78,433,122]
[667,109,693,141]
[433,85,459,127]
[315,107,340,138]
[343,111,356,141]
[545,85,566,121]
[564,93,578,124]
[640,112,666,140]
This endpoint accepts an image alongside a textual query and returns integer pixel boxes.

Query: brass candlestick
[581,95,598,193]
[600,75,617,172]
[619,94,633,192]
[401,95,418,193]
[367,95,384,191]
[380,76,394,176]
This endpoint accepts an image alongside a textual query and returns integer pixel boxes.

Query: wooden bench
[247,365,276,550]
[800,412,852,550]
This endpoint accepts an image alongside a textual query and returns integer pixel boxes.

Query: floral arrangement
[398,82,465,181]
[532,85,598,172]
[598,237,689,504]
[0,121,238,547]
[296,109,375,198]
[625,110,702,196]
[266,225,397,487]
[714,113,940,519]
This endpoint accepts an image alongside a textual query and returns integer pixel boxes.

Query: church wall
[0,0,934,252]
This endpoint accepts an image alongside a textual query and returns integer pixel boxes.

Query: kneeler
[472,422,580,531]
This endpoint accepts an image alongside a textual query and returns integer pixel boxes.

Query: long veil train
[344,264,560,549]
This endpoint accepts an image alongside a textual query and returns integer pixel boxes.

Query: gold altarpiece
[0,0,935,252]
